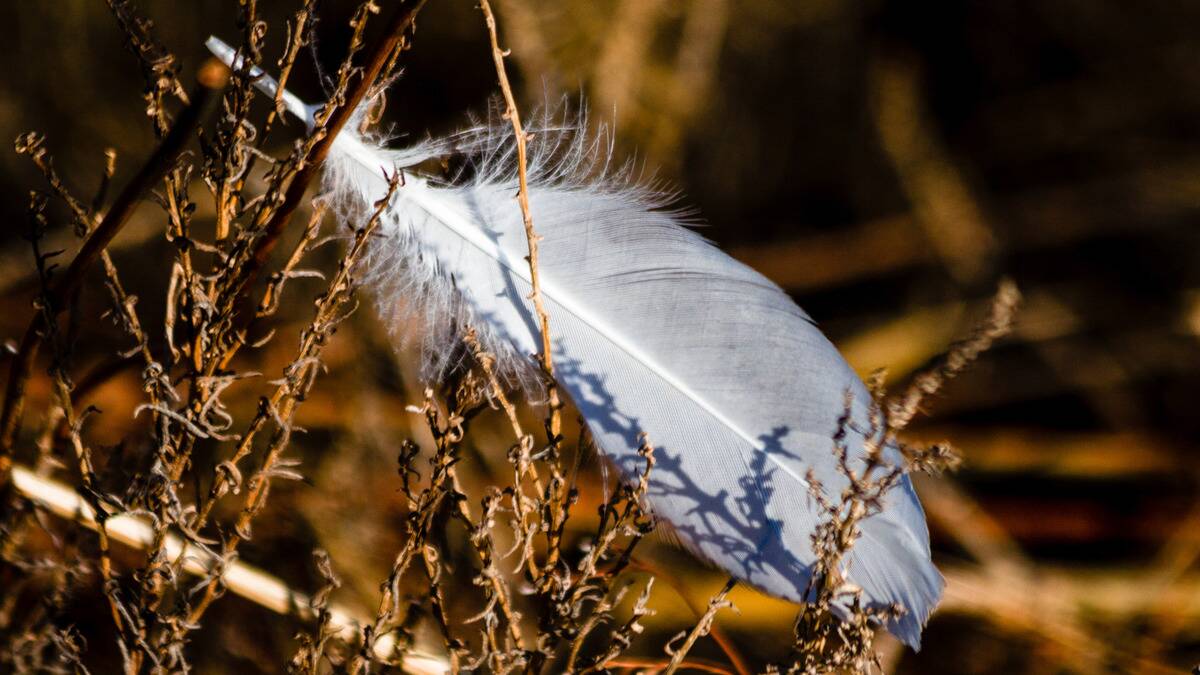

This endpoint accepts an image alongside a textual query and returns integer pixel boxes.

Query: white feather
[208,38,943,648]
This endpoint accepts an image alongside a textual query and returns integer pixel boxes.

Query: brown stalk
[607,657,735,675]
[477,0,564,443]
[663,578,738,675]
[629,559,751,675]
[888,279,1022,432]
[50,376,128,637]
[0,59,229,471]
[463,331,550,584]
[163,0,431,495]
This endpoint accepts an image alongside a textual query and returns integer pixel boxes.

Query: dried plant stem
[607,657,735,675]
[168,4,429,475]
[266,3,316,135]
[463,331,547,583]
[49,376,125,639]
[0,59,229,465]
[447,471,527,658]
[630,559,751,675]
[663,577,738,675]
[477,0,563,442]
[358,387,532,672]
[7,463,451,674]
[165,0,430,505]
[888,279,1021,431]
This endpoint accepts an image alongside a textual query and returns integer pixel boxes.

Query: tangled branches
[0,2,1018,673]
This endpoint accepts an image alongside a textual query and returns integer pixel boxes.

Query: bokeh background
[2,1,1199,672]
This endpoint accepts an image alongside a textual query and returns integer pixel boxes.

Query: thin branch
[663,578,738,675]
[888,279,1022,432]
[477,0,563,442]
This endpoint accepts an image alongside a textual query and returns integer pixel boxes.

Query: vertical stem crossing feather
[477,0,563,441]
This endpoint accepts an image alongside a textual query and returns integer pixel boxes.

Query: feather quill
[207,37,943,648]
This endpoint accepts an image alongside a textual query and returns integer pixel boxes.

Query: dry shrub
[0,2,1017,673]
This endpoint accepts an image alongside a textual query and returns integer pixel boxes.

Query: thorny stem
[167,2,429,475]
[0,60,228,475]
[447,472,527,664]
[265,2,317,138]
[549,442,655,672]
[211,2,266,242]
[477,0,564,444]
[663,577,738,675]
[184,203,326,529]
[442,380,528,664]
[463,331,549,584]
[477,0,579,610]
[178,0,432,552]
[364,440,454,668]
[357,385,531,672]
[213,0,316,235]
[105,0,190,137]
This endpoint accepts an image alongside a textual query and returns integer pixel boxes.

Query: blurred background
[1,1,1199,672]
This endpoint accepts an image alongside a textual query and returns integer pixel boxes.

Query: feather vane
[207,37,943,648]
